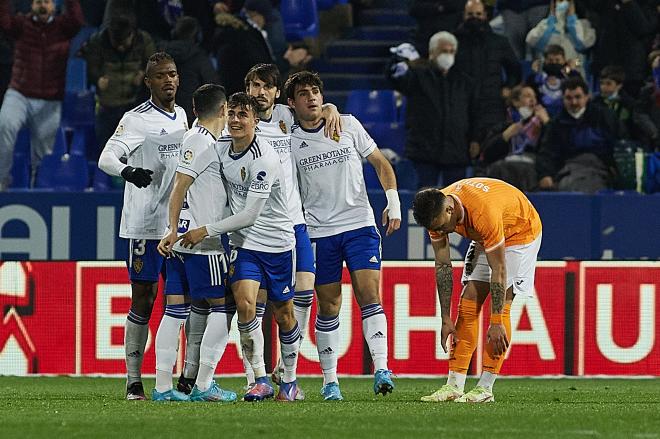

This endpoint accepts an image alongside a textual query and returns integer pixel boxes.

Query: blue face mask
[556,1,569,14]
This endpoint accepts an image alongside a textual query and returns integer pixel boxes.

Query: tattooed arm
[485,244,509,356]
[430,232,456,353]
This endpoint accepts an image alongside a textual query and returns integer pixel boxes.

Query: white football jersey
[107,100,188,239]
[255,104,305,225]
[290,114,377,238]
[172,125,227,255]
[217,135,294,252]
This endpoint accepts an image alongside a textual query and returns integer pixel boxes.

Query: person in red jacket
[0,0,83,190]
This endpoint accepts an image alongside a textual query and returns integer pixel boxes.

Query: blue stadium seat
[35,153,89,191]
[345,90,399,123]
[317,0,336,10]
[362,161,381,190]
[65,58,88,92]
[61,89,95,128]
[10,153,30,189]
[14,127,30,156]
[395,158,417,191]
[68,26,97,58]
[363,122,406,155]
[281,0,320,41]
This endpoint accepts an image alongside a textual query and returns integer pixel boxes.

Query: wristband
[490,314,503,325]
[385,189,401,220]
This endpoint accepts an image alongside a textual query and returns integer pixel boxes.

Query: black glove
[121,166,153,188]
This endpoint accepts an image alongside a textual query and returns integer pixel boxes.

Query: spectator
[409,0,467,58]
[454,0,521,137]
[592,65,637,140]
[631,50,660,150]
[284,42,314,75]
[537,76,620,193]
[158,16,219,126]
[242,0,287,77]
[525,0,595,77]
[526,44,581,117]
[79,12,155,158]
[587,0,657,98]
[0,0,84,190]
[387,33,480,188]
[212,6,273,95]
[0,1,30,103]
[480,85,550,191]
[498,0,550,59]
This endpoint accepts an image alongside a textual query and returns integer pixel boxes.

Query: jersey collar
[229,135,258,160]
[149,101,177,120]
[299,119,325,133]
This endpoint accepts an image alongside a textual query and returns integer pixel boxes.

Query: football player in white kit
[179,93,301,402]
[242,63,342,394]
[154,84,237,402]
[285,71,402,400]
[98,52,188,401]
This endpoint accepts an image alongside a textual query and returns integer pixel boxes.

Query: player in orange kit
[412,178,542,403]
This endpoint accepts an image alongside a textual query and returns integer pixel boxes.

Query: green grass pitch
[1,377,659,439]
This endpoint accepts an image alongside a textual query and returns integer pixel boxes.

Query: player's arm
[485,243,509,357]
[98,117,153,187]
[178,193,267,248]
[158,172,194,256]
[430,231,458,353]
[366,148,401,236]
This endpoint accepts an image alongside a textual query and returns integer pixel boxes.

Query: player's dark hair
[245,63,281,91]
[193,84,227,119]
[227,92,259,117]
[561,76,589,95]
[145,52,176,77]
[412,188,447,230]
[600,65,626,85]
[544,44,565,59]
[284,70,324,101]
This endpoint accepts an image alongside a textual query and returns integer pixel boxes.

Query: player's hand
[382,209,401,236]
[178,226,208,249]
[322,104,343,139]
[440,320,458,353]
[158,229,178,257]
[486,323,509,357]
[121,166,153,188]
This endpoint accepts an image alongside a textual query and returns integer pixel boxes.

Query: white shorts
[461,233,542,297]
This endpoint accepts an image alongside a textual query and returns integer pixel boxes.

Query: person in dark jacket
[537,76,621,193]
[80,12,155,158]
[409,0,467,58]
[158,16,219,126]
[498,0,550,59]
[454,0,521,137]
[480,84,550,191]
[587,0,657,98]
[0,0,84,190]
[388,31,480,188]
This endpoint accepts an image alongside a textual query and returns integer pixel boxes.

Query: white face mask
[556,1,570,14]
[435,53,455,71]
[518,106,534,120]
[568,106,586,119]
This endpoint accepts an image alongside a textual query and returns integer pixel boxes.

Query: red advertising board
[0,261,659,376]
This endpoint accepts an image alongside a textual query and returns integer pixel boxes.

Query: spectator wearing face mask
[525,0,595,78]
[526,44,581,117]
[480,85,550,191]
[454,0,521,138]
[592,65,638,140]
[387,33,481,188]
[537,76,621,193]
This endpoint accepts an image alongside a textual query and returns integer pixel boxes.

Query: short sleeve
[347,115,377,158]
[476,207,505,252]
[105,113,146,156]
[247,153,278,199]
[177,133,213,178]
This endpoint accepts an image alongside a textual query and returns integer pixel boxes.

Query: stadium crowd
[1,0,659,193]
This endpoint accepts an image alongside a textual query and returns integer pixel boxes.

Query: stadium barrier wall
[1,261,658,376]
[1,191,659,261]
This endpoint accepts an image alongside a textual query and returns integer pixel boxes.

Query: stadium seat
[68,26,97,58]
[61,89,95,128]
[362,161,381,190]
[345,90,400,123]
[317,0,336,10]
[363,122,406,155]
[9,128,31,188]
[395,158,417,191]
[65,57,88,92]
[13,127,30,156]
[35,153,89,191]
[281,0,320,41]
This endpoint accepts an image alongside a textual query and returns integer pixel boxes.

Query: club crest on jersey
[279,120,287,134]
[113,124,124,137]
[228,264,235,278]
[133,258,143,274]
[240,167,246,181]
[183,149,194,164]
[332,131,340,142]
